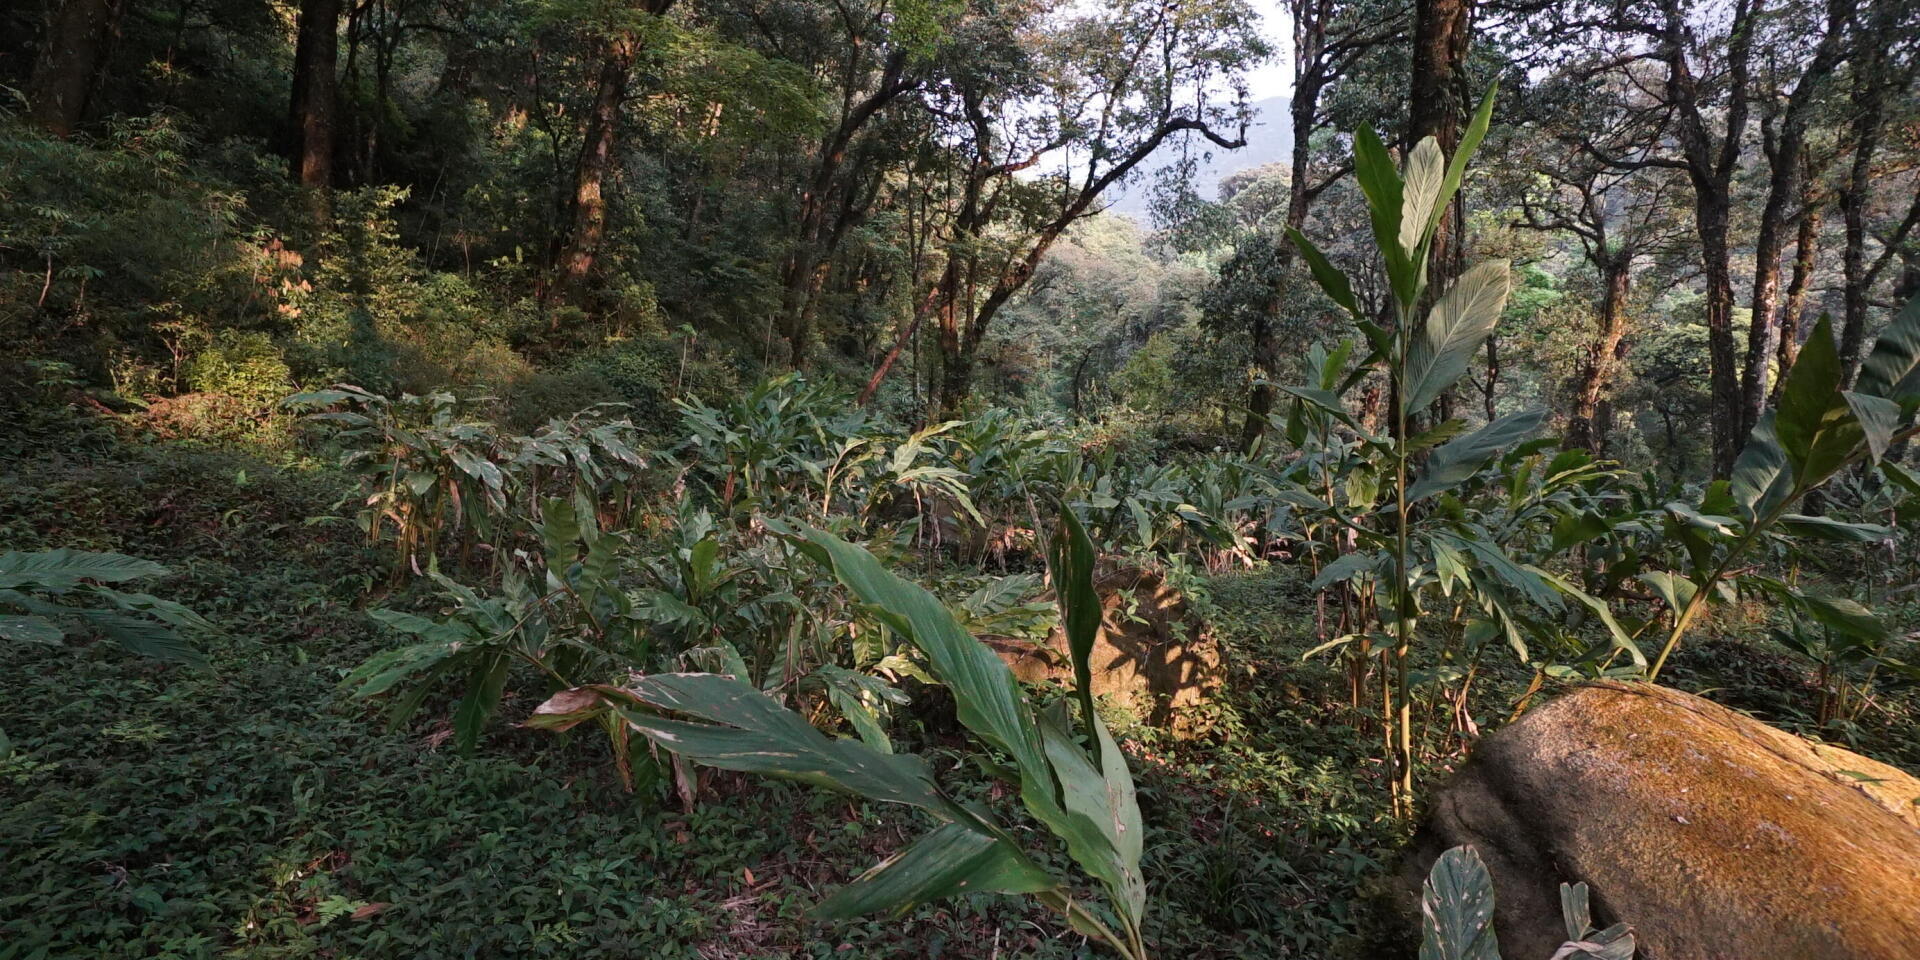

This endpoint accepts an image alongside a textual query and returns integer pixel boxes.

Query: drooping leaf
[809,821,1056,920]
[1777,514,1891,542]
[1842,391,1902,465]
[0,549,169,590]
[1452,535,1562,614]
[1407,408,1545,502]
[1854,290,1920,401]
[1795,593,1888,645]
[1420,846,1501,960]
[1403,261,1512,412]
[1729,412,1793,524]
[1636,571,1698,615]
[618,673,949,810]
[0,614,64,644]
[1312,551,1382,592]
[798,528,1048,780]
[1288,228,1362,317]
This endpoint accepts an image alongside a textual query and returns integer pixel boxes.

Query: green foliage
[184,330,295,405]
[529,512,1152,958]
[0,548,209,667]
[1418,847,1634,960]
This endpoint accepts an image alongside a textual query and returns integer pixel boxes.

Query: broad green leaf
[0,614,64,643]
[1426,86,1498,242]
[1312,551,1381,591]
[1430,538,1469,596]
[1538,571,1645,670]
[0,549,169,590]
[1882,460,1920,499]
[1404,261,1512,412]
[368,607,472,644]
[1353,126,1417,308]
[1636,571,1698,614]
[1038,705,1145,924]
[1046,503,1103,756]
[1407,418,1470,455]
[1796,593,1888,645]
[1318,339,1358,391]
[347,639,468,698]
[1407,408,1544,502]
[798,528,1049,780]
[1276,385,1375,441]
[1400,137,1446,255]
[1777,514,1891,542]
[1855,291,1920,401]
[1550,510,1611,552]
[815,663,899,753]
[453,652,508,754]
[77,609,207,667]
[809,821,1056,920]
[1842,391,1902,465]
[1729,413,1793,523]
[1774,315,1860,482]
[1453,535,1562,613]
[1420,845,1501,960]
[619,673,949,810]
[1288,228,1361,317]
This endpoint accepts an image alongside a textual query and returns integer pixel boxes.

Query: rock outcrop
[1406,681,1920,960]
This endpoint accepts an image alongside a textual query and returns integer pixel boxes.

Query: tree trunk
[288,0,341,219]
[1567,256,1632,452]
[1775,204,1822,392]
[1838,0,1892,385]
[1408,0,1470,425]
[1239,291,1280,450]
[1660,0,1753,476]
[780,52,913,367]
[1738,0,1849,431]
[29,0,122,139]
[548,31,638,312]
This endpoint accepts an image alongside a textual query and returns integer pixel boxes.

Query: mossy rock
[1405,681,1920,959]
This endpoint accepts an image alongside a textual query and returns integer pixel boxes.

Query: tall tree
[773,0,924,367]
[1837,0,1920,383]
[548,0,679,311]
[288,0,342,218]
[27,0,123,139]
[1737,0,1851,432]
[904,0,1265,414]
[1234,0,1401,449]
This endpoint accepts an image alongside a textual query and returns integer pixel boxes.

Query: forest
[2,0,1919,956]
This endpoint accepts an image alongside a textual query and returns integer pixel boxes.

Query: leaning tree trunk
[1774,204,1822,392]
[288,0,341,222]
[1738,0,1848,432]
[28,0,122,139]
[1567,256,1633,453]
[548,31,638,313]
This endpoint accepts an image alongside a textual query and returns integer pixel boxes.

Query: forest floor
[3,420,1915,959]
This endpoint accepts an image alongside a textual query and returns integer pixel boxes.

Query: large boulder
[1406,681,1920,960]
[986,565,1221,729]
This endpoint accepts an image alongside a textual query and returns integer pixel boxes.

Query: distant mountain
[1102,96,1294,222]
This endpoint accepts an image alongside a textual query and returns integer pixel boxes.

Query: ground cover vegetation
[3,0,1919,956]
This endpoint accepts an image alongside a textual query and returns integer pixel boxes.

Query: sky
[1244,5,1294,102]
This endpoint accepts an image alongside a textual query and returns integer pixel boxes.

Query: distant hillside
[1103,96,1294,222]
